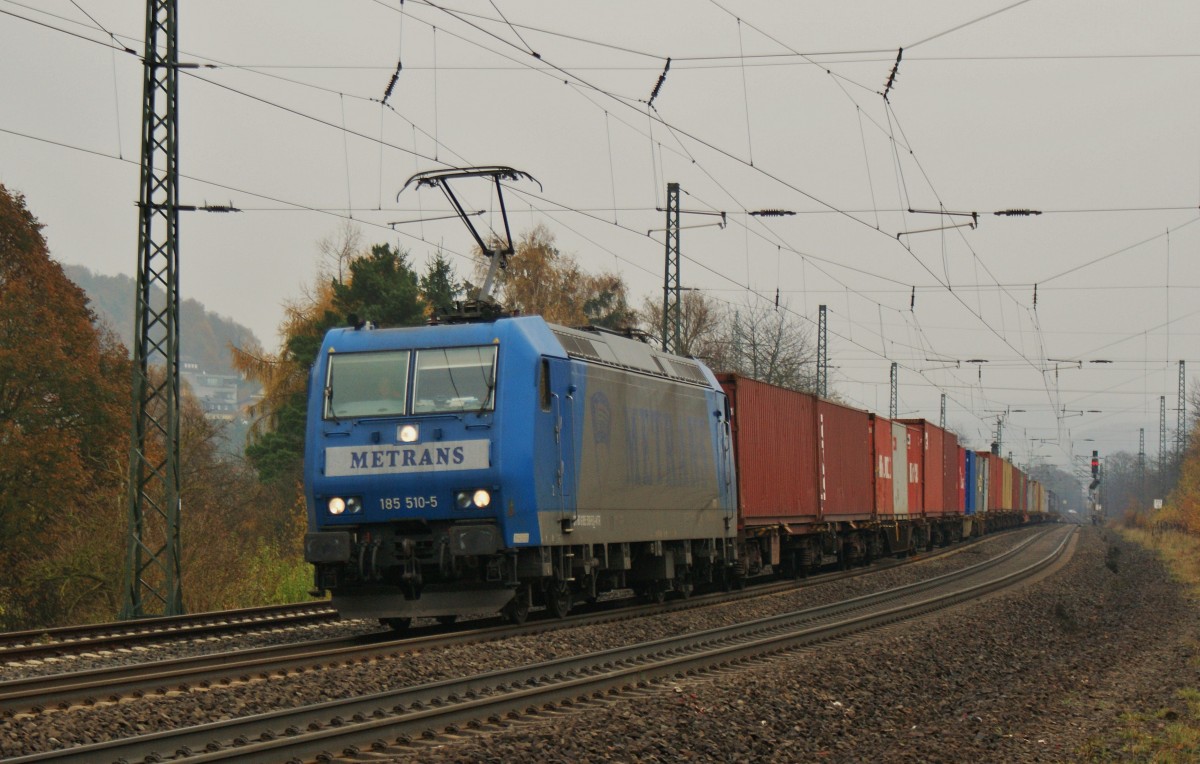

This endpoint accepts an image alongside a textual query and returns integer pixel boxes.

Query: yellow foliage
[475,224,632,327]
[230,278,336,438]
[1155,431,1200,534]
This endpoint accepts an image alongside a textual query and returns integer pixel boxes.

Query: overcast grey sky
[2,1,1198,474]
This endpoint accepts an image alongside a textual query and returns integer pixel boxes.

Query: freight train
[302,313,1054,627]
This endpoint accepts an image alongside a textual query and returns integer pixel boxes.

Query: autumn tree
[582,272,636,329]
[475,224,635,328]
[0,184,131,628]
[710,300,818,392]
[638,290,725,359]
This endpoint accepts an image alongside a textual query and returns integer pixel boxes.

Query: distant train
[302,313,1053,627]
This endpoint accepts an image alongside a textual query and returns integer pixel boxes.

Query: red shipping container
[983,452,1003,511]
[719,374,817,526]
[816,399,873,521]
[941,431,959,516]
[905,424,924,516]
[719,374,873,529]
[870,414,894,515]
[900,419,946,516]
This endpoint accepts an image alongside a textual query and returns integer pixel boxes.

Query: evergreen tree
[237,240,427,485]
[332,243,424,328]
[420,250,461,317]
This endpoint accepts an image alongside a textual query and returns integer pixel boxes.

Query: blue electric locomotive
[303,315,737,626]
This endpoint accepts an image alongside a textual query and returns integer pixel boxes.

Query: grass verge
[1076,526,1200,762]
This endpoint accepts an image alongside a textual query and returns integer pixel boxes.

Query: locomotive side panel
[544,362,727,544]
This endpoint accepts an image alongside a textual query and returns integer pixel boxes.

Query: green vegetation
[1078,687,1200,762]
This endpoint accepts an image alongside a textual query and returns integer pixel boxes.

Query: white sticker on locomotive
[325,439,488,476]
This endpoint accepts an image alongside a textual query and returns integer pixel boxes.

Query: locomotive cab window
[413,346,498,414]
[325,350,410,419]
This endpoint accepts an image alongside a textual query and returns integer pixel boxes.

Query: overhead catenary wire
[8,0,1193,459]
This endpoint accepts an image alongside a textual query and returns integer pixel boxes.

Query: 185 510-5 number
[380,495,438,510]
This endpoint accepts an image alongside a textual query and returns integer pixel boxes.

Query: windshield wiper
[325,382,341,424]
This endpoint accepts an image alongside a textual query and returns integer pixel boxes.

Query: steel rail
[0,602,337,662]
[7,526,1070,764]
[0,528,1012,713]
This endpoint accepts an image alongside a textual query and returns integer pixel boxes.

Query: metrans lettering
[325,439,489,477]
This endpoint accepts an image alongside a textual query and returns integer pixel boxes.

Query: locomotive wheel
[381,617,412,632]
[546,580,572,619]
[502,586,531,625]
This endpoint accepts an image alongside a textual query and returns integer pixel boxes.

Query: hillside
[64,265,263,376]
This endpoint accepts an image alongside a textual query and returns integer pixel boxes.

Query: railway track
[7,525,1073,763]
[0,530,998,715]
[0,602,337,664]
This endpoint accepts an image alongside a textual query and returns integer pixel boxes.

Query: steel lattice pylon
[661,183,681,355]
[1179,360,1187,457]
[1160,395,1167,497]
[1139,427,1146,499]
[889,362,897,419]
[121,0,183,618]
[816,305,827,397]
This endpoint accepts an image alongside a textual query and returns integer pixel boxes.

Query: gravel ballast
[4,525,1193,761]
[408,525,1198,763]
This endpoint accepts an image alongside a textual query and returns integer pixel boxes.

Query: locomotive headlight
[399,424,419,443]
[328,497,346,515]
[347,497,363,514]
[456,489,492,509]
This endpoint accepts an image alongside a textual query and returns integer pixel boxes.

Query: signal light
[1091,450,1100,479]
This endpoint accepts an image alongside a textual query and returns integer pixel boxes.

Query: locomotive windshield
[323,345,497,419]
[413,346,497,413]
[324,350,410,419]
